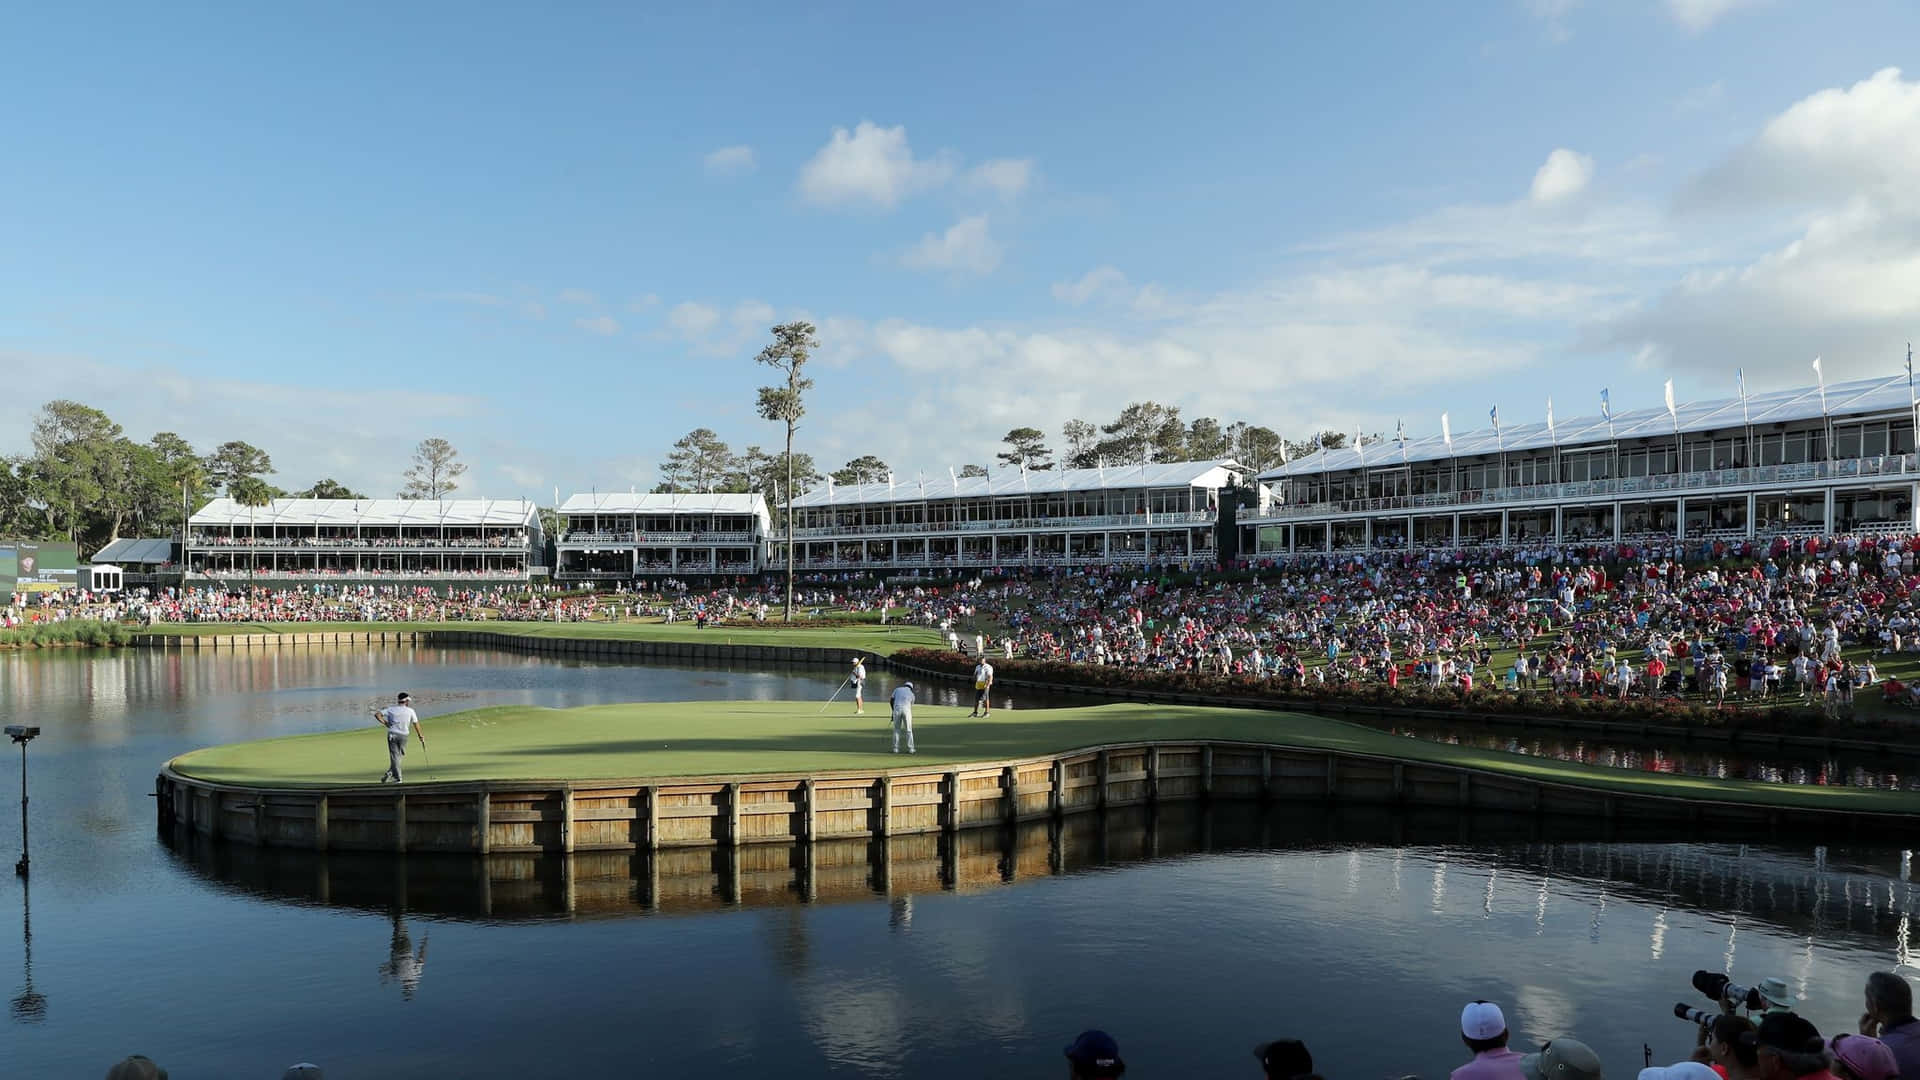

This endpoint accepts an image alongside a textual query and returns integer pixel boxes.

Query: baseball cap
[282,1066,325,1080]
[1064,1030,1125,1077]
[1521,1038,1603,1080]
[1254,1038,1314,1077]
[1830,1035,1899,1080]
[1756,1013,1823,1054]
[1638,1063,1718,1080]
[105,1057,169,1080]
[1462,1001,1508,1040]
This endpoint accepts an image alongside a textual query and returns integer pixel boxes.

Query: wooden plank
[1050,759,1065,817]
[877,777,892,837]
[476,792,491,855]
[943,771,959,832]
[313,795,328,852]
[802,778,817,841]
[727,782,742,846]
[645,786,660,851]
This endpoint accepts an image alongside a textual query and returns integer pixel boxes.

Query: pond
[1,646,1915,1077]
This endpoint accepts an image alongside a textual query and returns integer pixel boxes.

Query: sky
[5,1,1920,499]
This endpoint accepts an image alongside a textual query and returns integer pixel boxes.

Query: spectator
[1826,1035,1897,1080]
[1255,1038,1320,1080]
[1522,1038,1603,1080]
[1757,979,1798,1015]
[104,1057,167,1080]
[1693,1015,1760,1080]
[282,1067,324,1080]
[1639,1062,1719,1080]
[1065,1030,1126,1078]
[1859,971,1920,1077]
[1453,1000,1527,1080]
[1754,1014,1835,1080]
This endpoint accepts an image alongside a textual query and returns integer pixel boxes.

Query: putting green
[166,700,1920,814]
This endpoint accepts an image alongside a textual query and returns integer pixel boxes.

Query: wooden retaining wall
[136,632,424,650]
[156,739,1920,856]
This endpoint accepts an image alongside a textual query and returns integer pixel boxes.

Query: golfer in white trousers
[889,681,916,754]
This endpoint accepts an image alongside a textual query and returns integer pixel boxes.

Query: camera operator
[1857,971,1920,1076]
[1688,1015,1759,1080]
[1753,1014,1836,1080]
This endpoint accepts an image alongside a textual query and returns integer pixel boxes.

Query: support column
[1552,507,1563,543]
[1824,487,1836,531]
[1748,492,1758,539]
[1362,519,1372,550]
[1499,510,1509,544]
[1612,504,1622,543]
[1451,513,1461,549]
[1675,498,1686,542]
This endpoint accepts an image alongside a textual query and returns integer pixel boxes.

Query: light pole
[6,725,37,878]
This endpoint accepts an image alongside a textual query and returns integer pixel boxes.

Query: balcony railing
[559,531,757,545]
[790,510,1215,539]
[189,535,529,550]
[766,550,1209,569]
[1250,455,1920,521]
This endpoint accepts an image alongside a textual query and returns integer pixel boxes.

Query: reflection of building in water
[378,912,427,1001]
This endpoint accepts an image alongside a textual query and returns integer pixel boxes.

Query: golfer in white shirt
[889,682,916,754]
[371,692,428,783]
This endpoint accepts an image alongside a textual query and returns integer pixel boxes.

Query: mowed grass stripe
[166,700,1920,814]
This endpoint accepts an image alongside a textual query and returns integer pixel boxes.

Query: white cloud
[729,300,776,335]
[1052,266,1131,306]
[1529,148,1595,203]
[1521,0,1579,42]
[798,121,956,210]
[1676,79,1726,112]
[900,215,1002,275]
[500,464,543,488]
[557,288,598,306]
[965,158,1033,199]
[1664,0,1761,32]
[625,293,660,313]
[575,315,620,336]
[1601,68,1920,379]
[703,144,757,177]
[667,301,721,338]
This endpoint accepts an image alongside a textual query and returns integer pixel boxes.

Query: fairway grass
[148,619,946,654]
[167,699,1920,814]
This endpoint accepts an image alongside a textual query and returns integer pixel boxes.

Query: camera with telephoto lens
[1673,970,1765,1024]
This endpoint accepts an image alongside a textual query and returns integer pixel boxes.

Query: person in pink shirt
[1452,1001,1527,1080]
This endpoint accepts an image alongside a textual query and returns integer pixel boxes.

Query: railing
[1251,455,1920,520]
[791,510,1216,539]
[766,550,1210,570]
[187,569,528,580]
[189,536,529,550]
[559,530,758,545]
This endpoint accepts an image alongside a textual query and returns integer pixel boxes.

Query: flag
[948,466,958,488]
[887,472,895,497]
[1737,367,1746,398]
[826,476,835,503]
[1664,379,1676,420]
[1599,388,1610,419]
[1812,355,1823,384]
[1440,413,1452,449]
[1353,427,1366,466]
[1275,441,1289,466]
[1545,398,1555,439]
[1489,405,1500,430]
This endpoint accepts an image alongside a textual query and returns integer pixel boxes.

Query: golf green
[166,699,1920,814]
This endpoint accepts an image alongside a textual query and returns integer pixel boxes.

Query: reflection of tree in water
[378,911,428,1001]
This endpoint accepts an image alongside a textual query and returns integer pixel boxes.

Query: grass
[146,619,947,655]
[167,699,1920,813]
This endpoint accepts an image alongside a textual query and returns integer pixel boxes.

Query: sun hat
[1755,977,1796,1010]
[1254,1038,1314,1078]
[1521,1039,1603,1080]
[1829,1035,1899,1080]
[1065,1030,1125,1076]
[1462,1001,1508,1040]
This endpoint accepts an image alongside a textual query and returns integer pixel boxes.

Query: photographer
[1690,1015,1759,1080]
[1857,971,1920,1076]
[1753,1014,1835,1080]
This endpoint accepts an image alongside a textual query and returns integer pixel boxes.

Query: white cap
[1639,1063,1718,1080]
[1462,1001,1507,1040]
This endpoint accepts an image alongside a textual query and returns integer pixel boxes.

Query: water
[2,646,1916,1077]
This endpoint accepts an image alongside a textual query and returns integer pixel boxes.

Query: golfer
[970,657,995,718]
[889,681,916,754]
[371,692,427,784]
[850,656,868,715]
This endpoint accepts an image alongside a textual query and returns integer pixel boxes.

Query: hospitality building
[186,499,542,582]
[777,461,1242,572]
[1240,373,1920,553]
[553,493,770,581]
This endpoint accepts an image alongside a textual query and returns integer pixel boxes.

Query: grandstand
[554,492,770,581]
[1242,373,1920,552]
[778,461,1242,572]
[186,499,542,583]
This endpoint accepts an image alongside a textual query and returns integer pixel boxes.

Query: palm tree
[231,477,274,592]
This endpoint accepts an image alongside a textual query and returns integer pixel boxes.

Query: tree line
[1,400,473,555]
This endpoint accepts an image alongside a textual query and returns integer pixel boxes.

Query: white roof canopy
[559,492,768,515]
[190,498,538,528]
[791,460,1242,508]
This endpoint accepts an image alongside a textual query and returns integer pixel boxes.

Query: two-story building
[187,499,542,583]
[776,461,1242,572]
[1239,373,1920,554]
[554,493,770,582]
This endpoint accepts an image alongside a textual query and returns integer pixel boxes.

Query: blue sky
[5,1,1920,498]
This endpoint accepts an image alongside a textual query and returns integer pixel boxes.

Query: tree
[148,432,207,539]
[1185,417,1233,461]
[1097,401,1182,465]
[1062,419,1099,469]
[996,427,1053,470]
[831,455,890,487]
[401,438,466,499]
[26,400,126,546]
[203,440,275,496]
[957,464,988,479]
[754,321,817,621]
[1227,422,1286,473]
[659,428,737,493]
[296,479,365,499]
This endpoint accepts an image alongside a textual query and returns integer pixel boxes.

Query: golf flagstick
[818,676,850,714]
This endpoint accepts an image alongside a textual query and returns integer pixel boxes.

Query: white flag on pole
[1812,355,1824,384]
[1664,379,1676,420]
[1545,398,1555,439]
[1440,413,1452,449]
